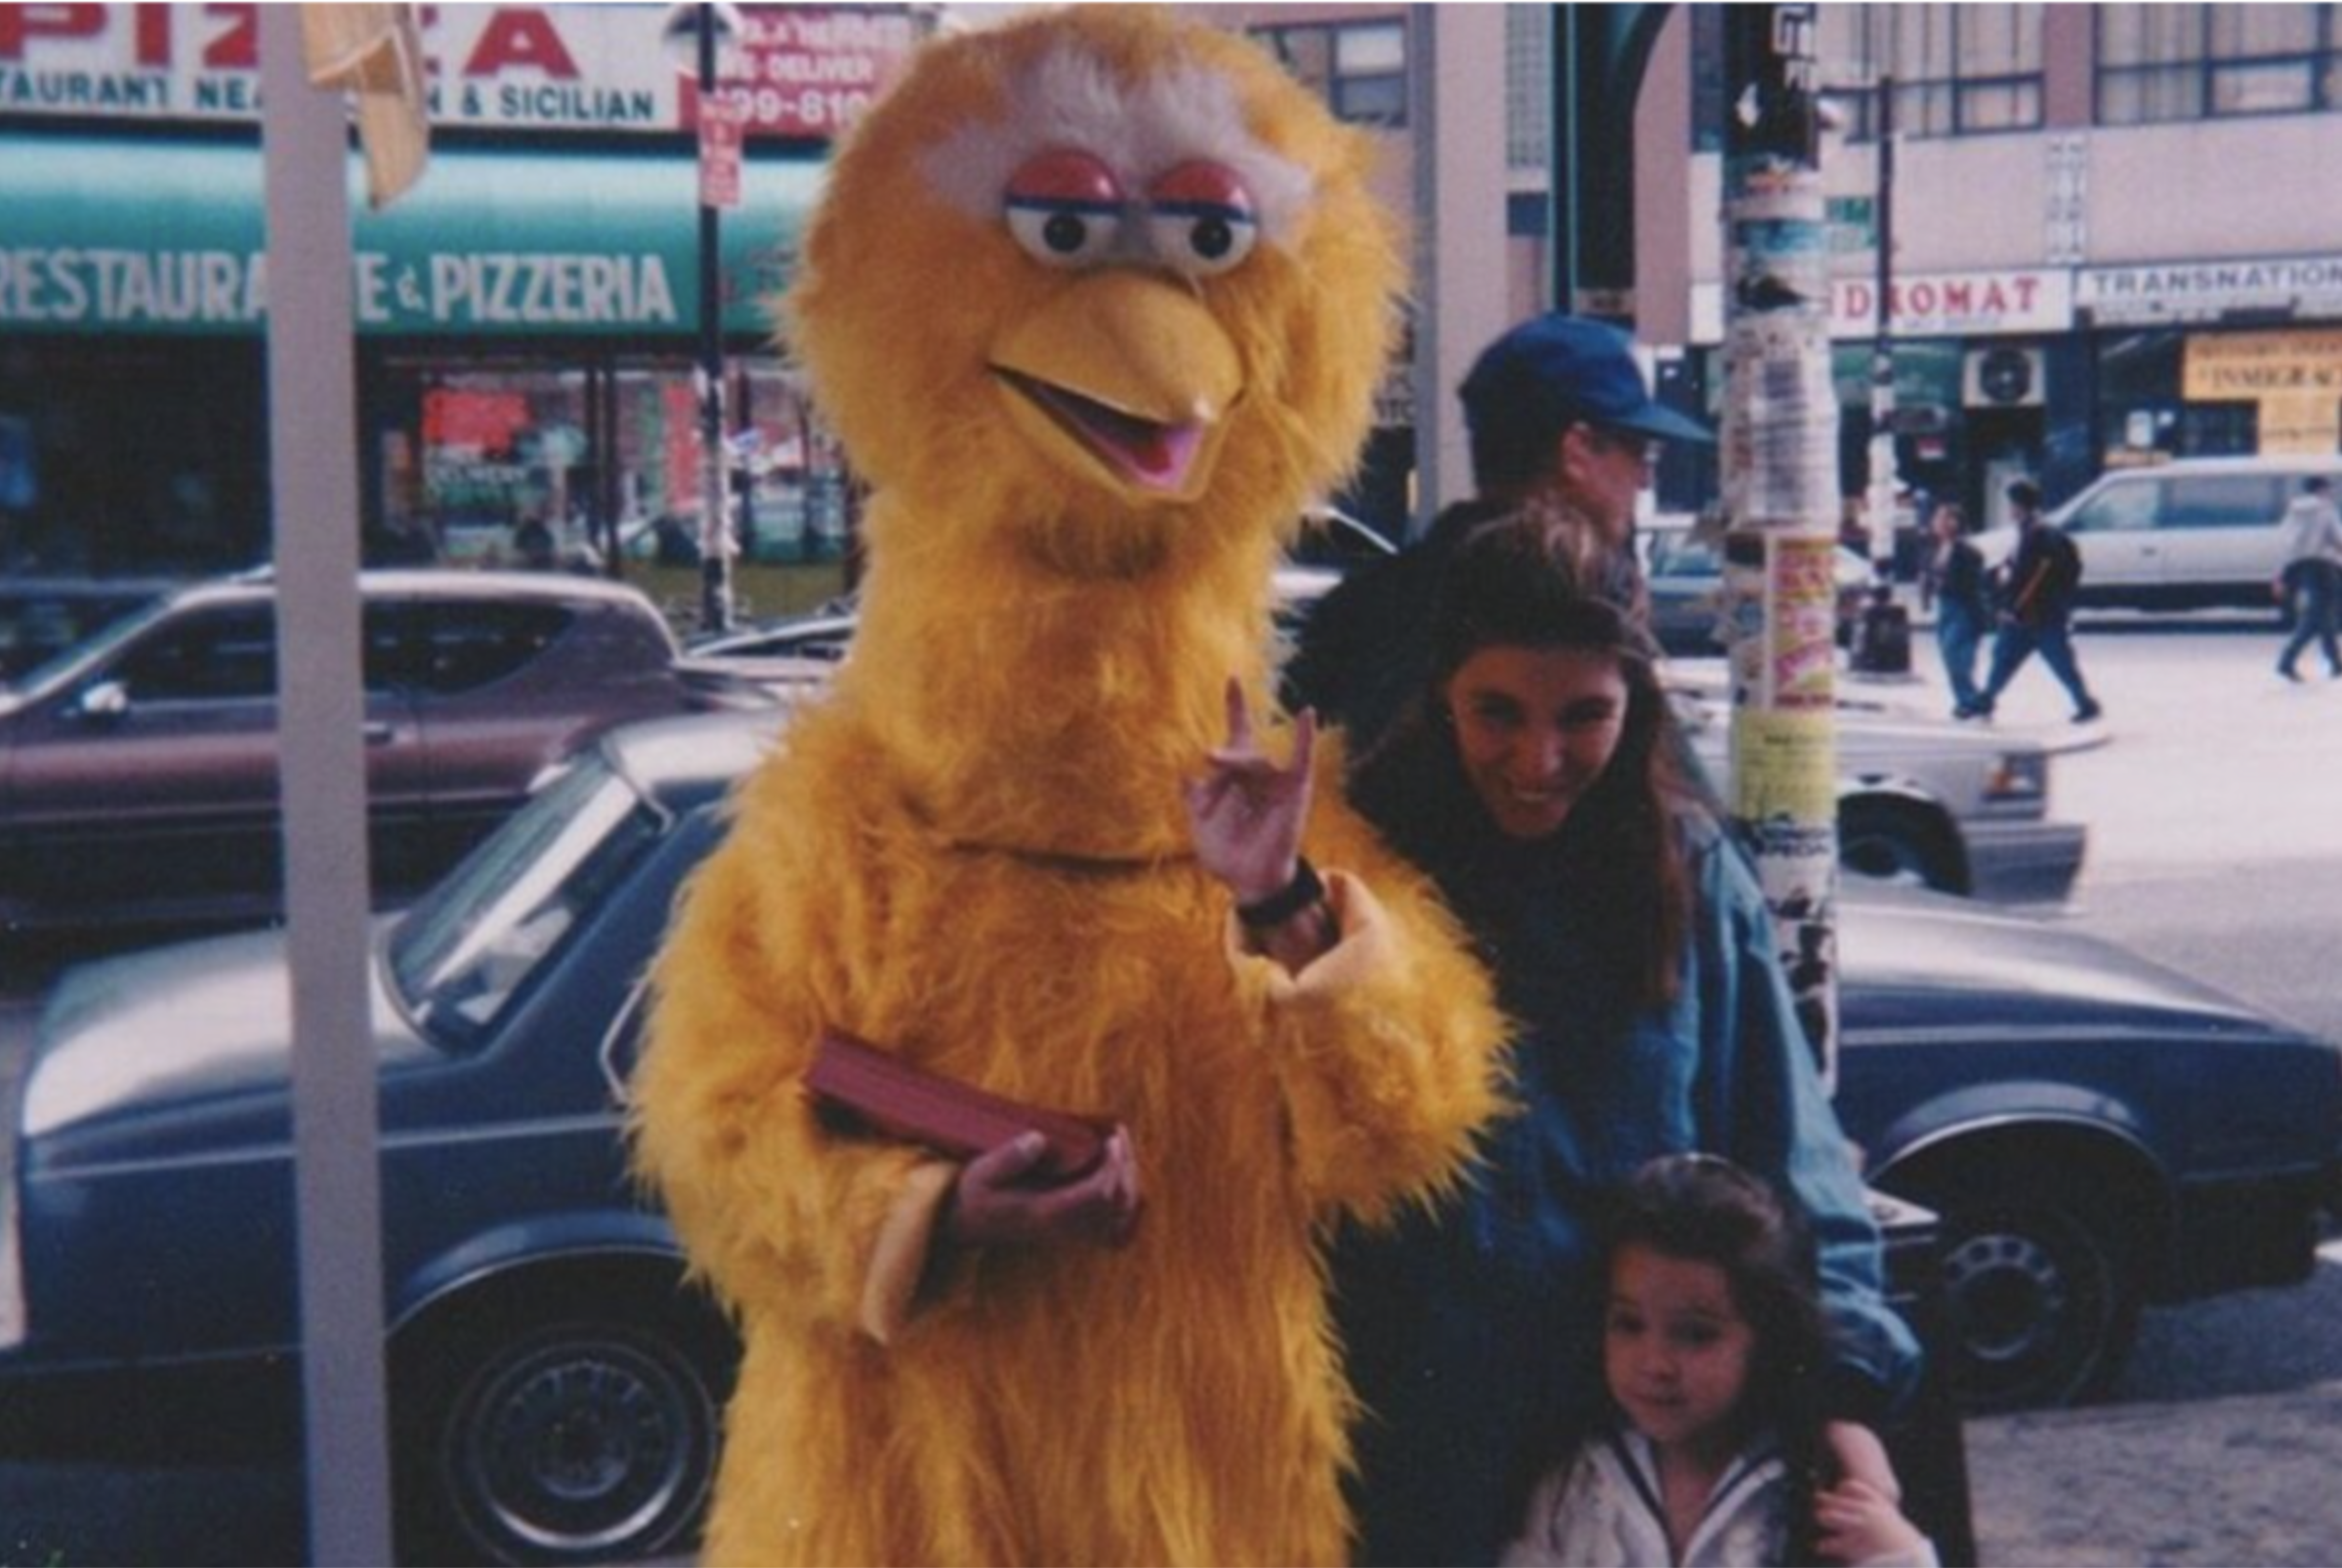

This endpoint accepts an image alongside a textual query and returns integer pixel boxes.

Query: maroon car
[0,570,697,930]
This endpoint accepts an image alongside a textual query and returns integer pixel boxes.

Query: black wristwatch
[1236,857,1325,928]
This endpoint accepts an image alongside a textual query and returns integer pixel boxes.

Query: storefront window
[2096,331,2186,463]
[0,339,267,579]
[2094,330,2279,464]
[370,351,852,599]
[397,367,596,568]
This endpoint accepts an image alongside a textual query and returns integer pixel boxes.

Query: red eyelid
[1005,149,1124,208]
[1149,159,1254,216]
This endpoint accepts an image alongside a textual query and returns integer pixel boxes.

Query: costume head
[787,5,1404,584]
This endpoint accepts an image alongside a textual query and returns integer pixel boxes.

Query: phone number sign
[685,7,919,139]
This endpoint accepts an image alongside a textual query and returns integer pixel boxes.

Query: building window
[1505,7,1553,170]
[2098,4,2339,124]
[1254,19,1407,128]
[1818,4,2044,139]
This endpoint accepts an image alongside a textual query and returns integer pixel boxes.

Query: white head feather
[918,37,1317,252]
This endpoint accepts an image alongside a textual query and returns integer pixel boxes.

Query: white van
[1976,455,2342,616]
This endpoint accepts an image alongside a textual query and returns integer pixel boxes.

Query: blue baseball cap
[1460,314,1714,450]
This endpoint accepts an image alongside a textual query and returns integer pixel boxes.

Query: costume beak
[989,270,1243,506]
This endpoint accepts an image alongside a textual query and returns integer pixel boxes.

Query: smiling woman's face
[1442,643,1629,841]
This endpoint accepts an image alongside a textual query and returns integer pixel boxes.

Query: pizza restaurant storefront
[0,133,836,582]
[0,2,926,587]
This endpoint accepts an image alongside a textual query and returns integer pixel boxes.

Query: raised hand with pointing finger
[1182,678,1334,971]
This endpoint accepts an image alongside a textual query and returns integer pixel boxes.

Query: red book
[804,1027,1116,1183]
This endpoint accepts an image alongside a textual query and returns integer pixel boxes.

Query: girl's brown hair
[1351,505,1702,1010]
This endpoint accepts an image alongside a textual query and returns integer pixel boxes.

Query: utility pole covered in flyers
[1720,4,1843,1083]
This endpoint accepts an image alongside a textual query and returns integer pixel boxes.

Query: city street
[1877,612,2342,1565]
[3,614,2340,1565]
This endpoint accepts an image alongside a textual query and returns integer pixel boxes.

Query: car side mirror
[70,679,131,723]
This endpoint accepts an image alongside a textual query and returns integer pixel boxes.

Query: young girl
[1502,1155,1937,1568]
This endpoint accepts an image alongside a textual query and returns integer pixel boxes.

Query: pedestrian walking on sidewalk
[1922,500,1988,720]
[1968,480,2102,724]
[2275,475,2342,681]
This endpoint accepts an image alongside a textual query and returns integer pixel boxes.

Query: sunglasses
[1586,427,1662,468]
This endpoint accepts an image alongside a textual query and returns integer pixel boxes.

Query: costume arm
[1226,799,1511,1229]
[627,833,957,1345]
[1698,844,1924,1418]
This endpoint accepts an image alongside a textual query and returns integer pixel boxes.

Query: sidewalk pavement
[1968,1381,2342,1566]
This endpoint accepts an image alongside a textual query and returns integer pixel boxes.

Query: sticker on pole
[699,95,747,210]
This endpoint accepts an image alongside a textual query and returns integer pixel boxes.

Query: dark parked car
[0,569,699,931]
[2,711,2334,1561]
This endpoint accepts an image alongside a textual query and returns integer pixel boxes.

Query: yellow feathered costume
[630,10,1507,1564]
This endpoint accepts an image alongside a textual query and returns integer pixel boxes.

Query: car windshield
[5,591,181,696]
[388,754,668,1052]
[1646,529,1720,577]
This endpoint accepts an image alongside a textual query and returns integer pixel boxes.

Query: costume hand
[945,1129,1142,1253]
[1181,677,1317,906]
[1811,1476,1929,1565]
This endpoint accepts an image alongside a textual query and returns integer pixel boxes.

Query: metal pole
[1408,3,1509,534]
[257,10,394,1561]
[1866,74,1900,576]
[1720,4,1843,1083]
[695,2,733,633]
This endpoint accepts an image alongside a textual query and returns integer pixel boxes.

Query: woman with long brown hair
[1330,509,1920,1565]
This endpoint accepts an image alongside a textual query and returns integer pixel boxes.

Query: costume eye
[1146,161,1258,276]
[1004,149,1124,268]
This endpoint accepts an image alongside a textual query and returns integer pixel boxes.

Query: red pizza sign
[0,4,921,140]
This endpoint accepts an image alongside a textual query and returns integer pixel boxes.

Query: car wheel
[1838,800,1962,892]
[1928,1194,2140,1412]
[396,1310,724,1566]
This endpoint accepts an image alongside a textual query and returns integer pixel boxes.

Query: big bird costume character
[630,10,1508,1564]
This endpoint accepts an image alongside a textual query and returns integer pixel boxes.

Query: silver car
[1976,455,2342,618]
[1667,667,2086,904]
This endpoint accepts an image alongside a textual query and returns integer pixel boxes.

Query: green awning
[0,134,822,337]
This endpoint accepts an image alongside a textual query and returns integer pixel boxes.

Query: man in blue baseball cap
[1287,313,1713,747]
[1459,313,1714,550]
